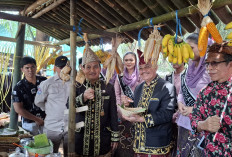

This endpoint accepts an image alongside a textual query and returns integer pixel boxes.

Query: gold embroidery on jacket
[133,77,172,155]
[83,80,101,156]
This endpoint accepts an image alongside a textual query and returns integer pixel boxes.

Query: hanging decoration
[162,11,194,65]
[197,0,223,57]
[104,36,123,84]
[76,33,89,84]
[0,43,15,112]
[142,25,162,67]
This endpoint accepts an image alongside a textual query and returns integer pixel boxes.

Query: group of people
[12,33,232,157]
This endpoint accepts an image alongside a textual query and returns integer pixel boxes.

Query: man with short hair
[165,63,185,96]
[74,49,119,157]
[12,56,46,135]
[123,49,176,157]
[190,42,232,156]
[35,56,70,156]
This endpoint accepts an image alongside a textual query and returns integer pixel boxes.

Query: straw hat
[82,48,100,65]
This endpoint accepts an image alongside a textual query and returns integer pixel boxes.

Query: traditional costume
[114,52,142,157]
[176,56,211,157]
[132,49,176,157]
[190,77,232,156]
[190,43,232,156]
[74,48,119,157]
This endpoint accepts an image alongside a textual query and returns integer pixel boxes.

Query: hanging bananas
[225,21,232,40]
[161,34,194,65]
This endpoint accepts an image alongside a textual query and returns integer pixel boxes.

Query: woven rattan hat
[82,48,100,65]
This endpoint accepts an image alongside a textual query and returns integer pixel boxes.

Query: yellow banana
[225,21,232,30]
[173,57,177,64]
[182,43,190,63]
[162,46,168,58]
[226,32,232,39]
[228,40,232,46]
[177,44,182,65]
[186,43,194,59]
[168,52,173,63]
[173,44,178,58]
[168,38,174,55]
[162,34,172,48]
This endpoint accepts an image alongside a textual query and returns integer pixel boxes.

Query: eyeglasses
[204,60,228,68]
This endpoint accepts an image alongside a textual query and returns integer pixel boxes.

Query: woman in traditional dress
[113,52,142,157]
[176,33,212,156]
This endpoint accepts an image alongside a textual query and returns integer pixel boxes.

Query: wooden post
[68,0,76,156]
[9,23,25,130]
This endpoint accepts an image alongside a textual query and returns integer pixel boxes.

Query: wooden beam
[32,0,67,18]
[68,0,76,156]
[0,36,60,48]
[24,0,49,15]
[56,0,232,45]
[0,12,115,37]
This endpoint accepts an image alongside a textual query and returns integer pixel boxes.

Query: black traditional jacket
[75,79,119,156]
[133,76,176,155]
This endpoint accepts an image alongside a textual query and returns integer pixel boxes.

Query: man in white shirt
[35,56,71,156]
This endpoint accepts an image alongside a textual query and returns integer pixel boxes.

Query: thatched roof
[0,0,232,46]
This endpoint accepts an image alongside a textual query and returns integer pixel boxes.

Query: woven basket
[0,144,17,152]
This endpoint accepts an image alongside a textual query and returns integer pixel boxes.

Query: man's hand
[122,114,145,123]
[111,142,118,151]
[83,88,94,102]
[198,115,220,133]
[121,95,133,107]
[35,117,44,126]
[182,106,193,116]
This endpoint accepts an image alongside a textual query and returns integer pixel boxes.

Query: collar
[23,76,37,84]
[210,77,231,89]
[144,75,160,87]
[54,73,61,81]
[85,79,101,87]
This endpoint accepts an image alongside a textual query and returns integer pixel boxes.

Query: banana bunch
[95,50,111,64]
[162,34,194,65]
[225,21,232,40]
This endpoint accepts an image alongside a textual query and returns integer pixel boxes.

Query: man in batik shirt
[190,42,232,156]
[74,48,119,157]
[123,49,176,157]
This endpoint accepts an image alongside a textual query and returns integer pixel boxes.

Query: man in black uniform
[75,48,119,157]
[12,56,46,135]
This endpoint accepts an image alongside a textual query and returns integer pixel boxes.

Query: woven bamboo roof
[0,0,232,46]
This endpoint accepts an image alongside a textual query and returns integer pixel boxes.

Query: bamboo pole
[56,0,232,45]
[68,0,76,156]
[9,23,25,131]
[0,36,60,48]
[32,0,67,18]
[24,0,49,15]
[0,12,115,37]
